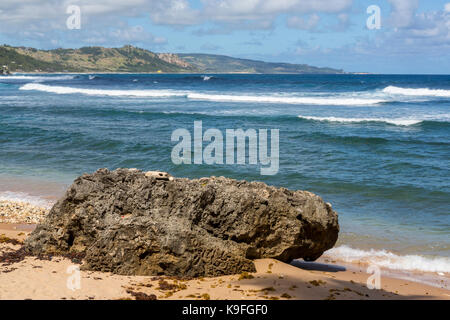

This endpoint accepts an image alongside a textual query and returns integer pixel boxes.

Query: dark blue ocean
[0,73,449,272]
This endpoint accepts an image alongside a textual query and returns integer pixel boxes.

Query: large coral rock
[25,168,339,277]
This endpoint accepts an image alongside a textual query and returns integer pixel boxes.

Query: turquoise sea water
[0,73,449,272]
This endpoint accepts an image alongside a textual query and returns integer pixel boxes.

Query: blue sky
[0,0,449,73]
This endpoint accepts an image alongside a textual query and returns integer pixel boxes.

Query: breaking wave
[187,93,386,105]
[0,75,76,81]
[19,83,388,105]
[297,115,425,126]
[383,86,450,97]
[20,83,185,98]
[324,245,450,273]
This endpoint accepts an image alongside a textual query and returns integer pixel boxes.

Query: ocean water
[1,73,449,273]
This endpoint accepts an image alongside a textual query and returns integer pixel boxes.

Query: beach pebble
[0,200,50,224]
[145,171,174,181]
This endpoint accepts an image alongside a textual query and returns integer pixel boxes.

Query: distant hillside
[0,45,195,73]
[178,53,344,74]
[0,46,71,72]
[0,45,344,74]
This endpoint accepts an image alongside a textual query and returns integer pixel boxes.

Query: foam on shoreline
[324,245,450,274]
[0,191,54,209]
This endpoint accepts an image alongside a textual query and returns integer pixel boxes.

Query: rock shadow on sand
[290,259,346,273]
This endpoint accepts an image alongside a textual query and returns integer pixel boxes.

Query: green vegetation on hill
[0,45,344,74]
[0,46,73,72]
[0,45,195,73]
[178,53,344,74]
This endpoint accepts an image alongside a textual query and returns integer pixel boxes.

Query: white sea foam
[298,115,423,126]
[20,83,185,98]
[0,75,75,80]
[187,93,386,105]
[324,245,450,274]
[20,83,387,105]
[383,86,450,97]
[0,191,53,208]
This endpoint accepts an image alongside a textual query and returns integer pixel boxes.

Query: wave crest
[383,86,450,97]
[187,93,385,105]
[19,83,386,105]
[0,75,75,80]
[298,115,423,126]
[20,83,185,98]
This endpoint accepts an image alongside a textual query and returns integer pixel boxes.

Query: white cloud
[340,8,450,58]
[186,0,352,33]
[203,0,352,17]
[287,14,320,30]
[0,0,353,34]
[109,25,167,44]
[445,3,450,13]
[387,0,419,28]
[0,0,152,31]
[0,0,174,47]
[200,42,222,51]
[200,0,351,27]
[149,0,200,25]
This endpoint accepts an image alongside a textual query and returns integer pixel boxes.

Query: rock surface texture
[25,168,339,277]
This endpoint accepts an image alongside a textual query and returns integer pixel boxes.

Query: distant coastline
[0,44,345,74]
[7,71,371,75]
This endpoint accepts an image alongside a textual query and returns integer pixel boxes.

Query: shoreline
[7,71,349,75]
[318,255,449,290]
[0,195,449,289]
[0,212,448,297]
[0,180,448,277]
[0,223,448,300]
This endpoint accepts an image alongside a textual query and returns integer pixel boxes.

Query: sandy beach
[1,0,449,308]
[1,218,448,300]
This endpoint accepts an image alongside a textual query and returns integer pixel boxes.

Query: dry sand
[0,223,449,300]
